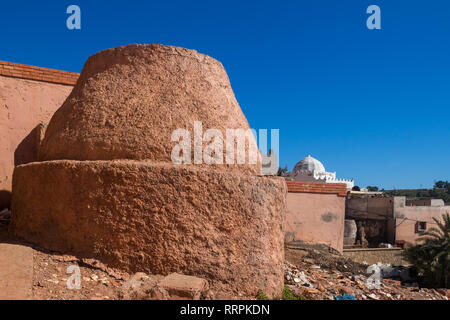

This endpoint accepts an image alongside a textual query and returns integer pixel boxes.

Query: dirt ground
[0,223,127,300]
[1,221,449,300]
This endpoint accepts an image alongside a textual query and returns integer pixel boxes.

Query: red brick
[0,61,79,85]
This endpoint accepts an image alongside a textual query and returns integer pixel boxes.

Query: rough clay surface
[39,44,259,175]
[10,160,286,296]
[0,243,33,299]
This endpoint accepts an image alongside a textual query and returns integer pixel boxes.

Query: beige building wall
[394,204,450,246]
[0,62,78,208]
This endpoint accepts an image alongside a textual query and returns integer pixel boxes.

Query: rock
[119,273,165,300]
[47,279,59,285]
[317,283,326,292]
[119,272,209,300]
[337,285,355,296]
[52,254,79,262]
[149,286,170,300]
[158,273,209,300]
[203,289,216,300]
[437,289,450,298]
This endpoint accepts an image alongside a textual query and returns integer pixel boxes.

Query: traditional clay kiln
[10,44,286,296]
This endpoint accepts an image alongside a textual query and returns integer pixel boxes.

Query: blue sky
[1,1,449,189]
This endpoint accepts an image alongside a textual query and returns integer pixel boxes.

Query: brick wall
[0,61,79,86]
[343,248,405,265]
[286,181,348,197]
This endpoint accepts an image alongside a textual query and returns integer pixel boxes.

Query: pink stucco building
[0,61,78,208]
[285,181,347,252]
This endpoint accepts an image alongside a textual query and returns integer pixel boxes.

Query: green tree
[434,181,449,189]
[404,213,450,288]
[367,186,379,192]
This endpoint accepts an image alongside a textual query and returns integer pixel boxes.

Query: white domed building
[293,155,354,190]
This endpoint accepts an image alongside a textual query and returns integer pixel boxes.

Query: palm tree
[404,213,450,288]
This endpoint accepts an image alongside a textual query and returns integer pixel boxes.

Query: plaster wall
[394,205,450,246]
[0,75,73,207]
[285,192,346,252]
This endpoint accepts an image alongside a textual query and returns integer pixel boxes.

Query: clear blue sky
[1,1,449,189]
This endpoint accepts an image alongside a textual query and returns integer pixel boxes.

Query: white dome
[293,155,326,175]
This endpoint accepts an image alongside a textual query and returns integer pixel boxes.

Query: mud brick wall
[0,61,79,208]
[285,181,347,252]
[343,248,405,265]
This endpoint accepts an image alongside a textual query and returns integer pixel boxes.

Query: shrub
[282,285,304,300]
[256,290,269,300]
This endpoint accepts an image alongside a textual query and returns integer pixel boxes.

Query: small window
[415,221,427,233]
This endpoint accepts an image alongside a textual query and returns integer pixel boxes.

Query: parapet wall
[286,181,347,197]
[285,181,347,252]
[0,61,78,86]
[0,61,79,208]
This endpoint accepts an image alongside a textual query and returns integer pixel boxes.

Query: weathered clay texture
[39,44,260,175]
[10,160,286,296]
[11,44,287,297]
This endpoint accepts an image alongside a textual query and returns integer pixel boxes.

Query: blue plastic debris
[334,294,356,300]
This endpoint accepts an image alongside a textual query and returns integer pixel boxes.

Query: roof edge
[0,61,79,86]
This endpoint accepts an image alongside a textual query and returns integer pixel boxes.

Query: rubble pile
[0,209,11,224]
[285,247,449,300]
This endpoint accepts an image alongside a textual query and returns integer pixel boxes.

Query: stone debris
[119,272,211,300]
[0,209,11,222]
[158,273,209,300]
[285,248,449,300]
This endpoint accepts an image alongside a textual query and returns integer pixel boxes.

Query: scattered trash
[334,294,356,300]
[285,247,448,300]
[368,293,379,300]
